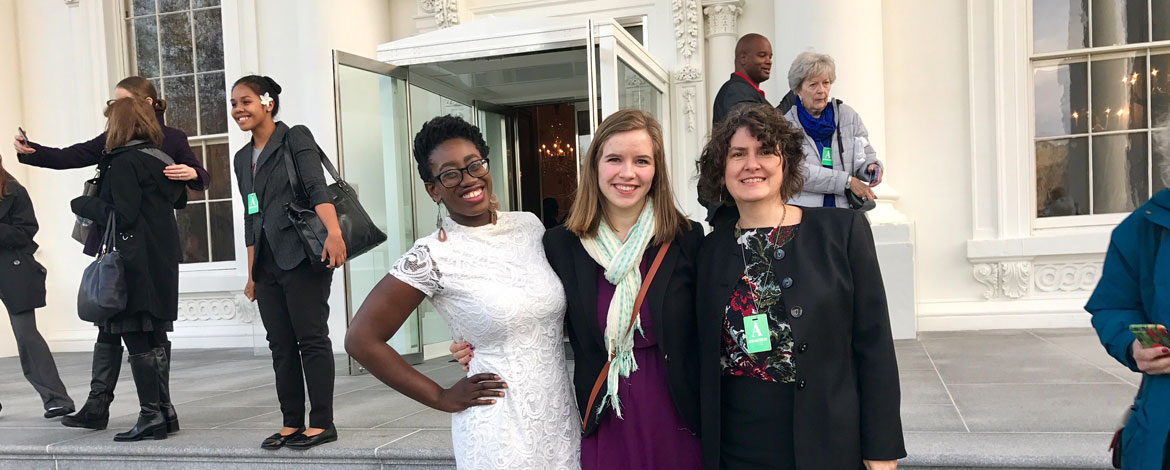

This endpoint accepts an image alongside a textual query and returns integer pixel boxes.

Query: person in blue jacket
[1086,188,1170,469]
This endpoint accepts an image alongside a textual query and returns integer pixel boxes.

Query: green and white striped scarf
[579,200,656,418]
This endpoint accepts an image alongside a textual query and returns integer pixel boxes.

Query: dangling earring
[489,194,500,224]
[436,200,448,242]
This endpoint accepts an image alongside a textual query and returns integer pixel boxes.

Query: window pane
[1036,137,1090,217]
[193,0,221,6]
[177,203,209,263]
[193,8,223,72]
[1156,1,1170,41]
[1092,0,1148,47]
[1034,62,1088,137]
[206,142,231,200]
[160,0,190,13]
[209,201,235,262]
[1153,53,1169,128]
[1091,56,1147,132]
[159,12,194,76]
[1032,0,1089,53]
[130,0,156,17]
[198,72,227,135]
[163,75,197,136]
[186,143,205,202]
[1154,128,1170,194]
[1093,132,1149,214]
[132,16,160,79]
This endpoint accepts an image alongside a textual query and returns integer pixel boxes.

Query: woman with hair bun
[231,75,345,450]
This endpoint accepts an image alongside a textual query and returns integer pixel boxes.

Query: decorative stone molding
[972,261,1032,299]
[682,88,697,133]
[973,263,999,299]
[672,0,700,61]
[673,65,702,83]
[1034,262,1102,294]
[177,295,259,323]
[419,0,459,29]
[702,1,742,38]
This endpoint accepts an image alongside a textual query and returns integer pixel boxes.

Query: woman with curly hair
[694,103,904,469]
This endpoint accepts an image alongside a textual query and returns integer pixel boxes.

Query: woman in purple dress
[454,109,702,469]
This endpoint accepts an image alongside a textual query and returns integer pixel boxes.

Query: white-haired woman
[778,51,884,209]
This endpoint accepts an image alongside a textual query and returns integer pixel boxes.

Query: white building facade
[0,0,1162,363]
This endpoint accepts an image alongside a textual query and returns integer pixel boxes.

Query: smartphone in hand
[17,127,28,143]
[1130,324,1170,348]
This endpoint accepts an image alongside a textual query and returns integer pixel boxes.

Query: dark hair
[412,115,490,182]
[115,76,166,113]
[105,97,164,152]
[232,75,283,116]
[696,103,805,205]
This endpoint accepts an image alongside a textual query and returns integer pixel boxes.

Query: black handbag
[71,171,101,244]
[837,125,875,211]
[280,132,386,270]
[77,212,126,322]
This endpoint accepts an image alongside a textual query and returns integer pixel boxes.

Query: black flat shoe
[261,427,305,450]
[45,406,75,419]
[285,425,337,450]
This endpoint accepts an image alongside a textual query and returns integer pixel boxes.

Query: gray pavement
[0,328,1135,469]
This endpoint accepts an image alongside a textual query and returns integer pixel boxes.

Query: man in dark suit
[704,33,775,227]
[711,33,773,124]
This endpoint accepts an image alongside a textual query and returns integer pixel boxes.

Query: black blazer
[543,222,704,436]
[233,122,332,272]
[0,179,47,314]
[71,144,186,323]
[711,73,771,125]
[18,111,210,191]
[695,208,905,469]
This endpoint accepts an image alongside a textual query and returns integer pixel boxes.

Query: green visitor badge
[247,193,259,215]
[743,314,772,354]
[821,147,833,166]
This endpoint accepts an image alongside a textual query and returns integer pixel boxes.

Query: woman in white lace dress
[345,115,580,469]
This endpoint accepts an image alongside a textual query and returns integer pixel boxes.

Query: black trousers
[253,242,334,429]
[720,375,796,470]
[8,310,74,410]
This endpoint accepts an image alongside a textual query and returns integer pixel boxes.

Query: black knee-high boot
[62,343,123,430]
[157,343,179,433]
[113,351,167,442]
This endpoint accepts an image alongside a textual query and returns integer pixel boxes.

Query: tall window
[125,0,235,264]
[1031,0,1169,222]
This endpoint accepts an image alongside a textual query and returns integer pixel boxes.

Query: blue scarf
[795,96,838,207]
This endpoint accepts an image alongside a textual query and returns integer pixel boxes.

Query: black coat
[711,73,771,125]
[233,122,332,272]
[71,144,186,323]
[695,208,905,469]
[0,179,48,314]
[543,222,704,436]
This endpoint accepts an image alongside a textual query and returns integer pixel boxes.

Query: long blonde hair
[564,109,689,245]
[104,98,163,152]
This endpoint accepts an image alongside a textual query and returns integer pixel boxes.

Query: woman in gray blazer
[230,75,345,451]
[0,154,73,419]
[778,51,885,209]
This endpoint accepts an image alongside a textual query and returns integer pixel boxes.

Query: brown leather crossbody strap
[582,240,672,431]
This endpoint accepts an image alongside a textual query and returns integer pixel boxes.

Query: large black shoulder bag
[280,133,386,270]
[77,212,126,322]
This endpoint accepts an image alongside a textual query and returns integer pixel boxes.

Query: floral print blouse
[720,225,799,383]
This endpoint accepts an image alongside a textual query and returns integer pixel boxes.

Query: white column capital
[702,0,743,38]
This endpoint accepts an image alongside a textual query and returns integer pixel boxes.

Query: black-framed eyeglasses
[432,158,490,188]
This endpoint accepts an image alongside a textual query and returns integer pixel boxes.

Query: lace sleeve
[390,243,443,297]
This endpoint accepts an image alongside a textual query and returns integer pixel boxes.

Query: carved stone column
[672,0,709,218]
[702,0,742,107]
